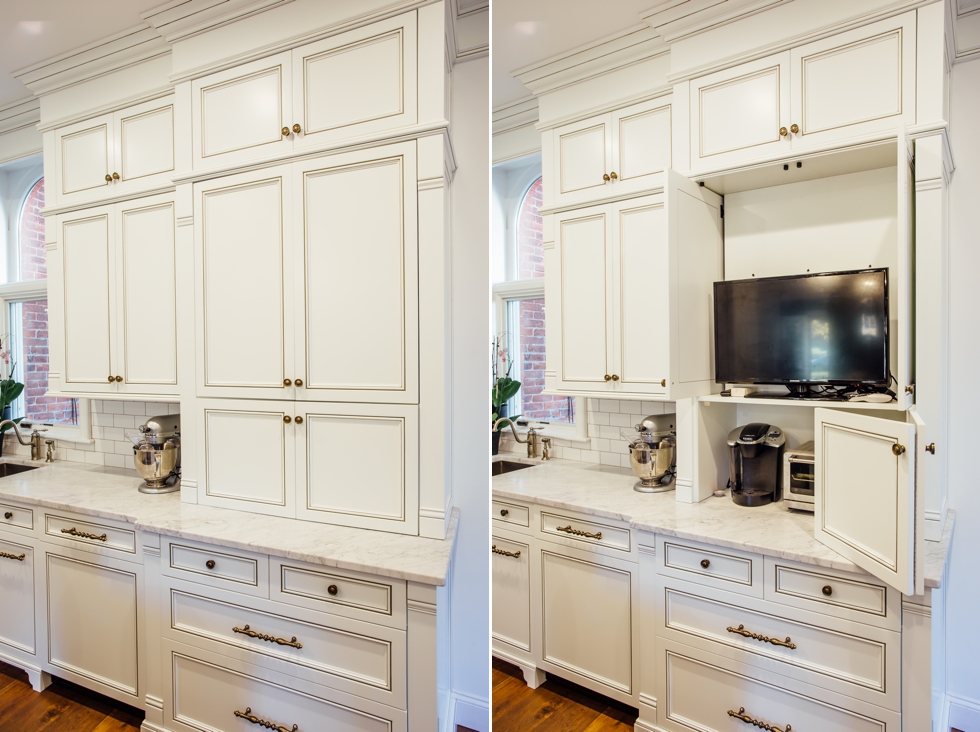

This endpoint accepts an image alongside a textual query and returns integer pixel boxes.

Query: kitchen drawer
[0,533,35,657]
[44,512,137,559]
[657,638,900,732]
[657,535,762,598]
[0,501,33,534]
[660,581,900,710]
[493,500,530,529]
[537,508,632,558]
[764,557,900,631]
[164,639,406,732]
[162,537,269,599]
[271,557,407,630]
[165,580,405,707]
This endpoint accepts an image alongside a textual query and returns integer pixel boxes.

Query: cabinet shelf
[698,394,905,411]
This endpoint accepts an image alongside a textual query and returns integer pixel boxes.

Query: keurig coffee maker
[727,423,785,507]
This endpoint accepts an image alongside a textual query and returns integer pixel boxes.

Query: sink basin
[0,462,41,477]
[492,460,536,476]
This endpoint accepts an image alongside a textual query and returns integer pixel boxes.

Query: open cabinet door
[814,408,923,595]
[896,125,914,409]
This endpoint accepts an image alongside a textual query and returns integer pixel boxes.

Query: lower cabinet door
[164,639,406,732]
[657,638,900,732]
[45,548,141,703]
[492,530,531,654]
[0,533,35,657]
[535,542,637,705]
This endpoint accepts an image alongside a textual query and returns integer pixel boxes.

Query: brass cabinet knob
[112,172,120,180]
[283,379,292,386]
[294,378,303,387]
[602,173,611,182]
[661,379,666,387]
[822,585,833,596]
[905,384,916,395]
[611,374,620,381]
[283,416,292,424]
[609,172,618,180]
[327,584,339,596]
[3,512,11,519]
[500,509,509,516]
[779,127,788,137]
[295,416,304,425]
[892,443,906,456]
[926,443,936,454]
[790,123,799,134]
[115,375,123,382]
[105,174,113,182]
[206,560,216,570]
[604,374,612,381]
[282,126,290,136]
[700,559,710,569]
[292,123,302,134]
[108,375,115,383]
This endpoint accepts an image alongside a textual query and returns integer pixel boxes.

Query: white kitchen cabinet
[50,193,178,397]
[551,99,670,207]
[548,172,723,400]
[0,532,36,659]
[491,529,531,655]
[195,141,418,404]
[198,398,420,534]
[52,96,175,208]
[192,11,418,171]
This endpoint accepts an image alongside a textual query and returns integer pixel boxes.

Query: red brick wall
[16,179,76,424]
[515,178,574,424]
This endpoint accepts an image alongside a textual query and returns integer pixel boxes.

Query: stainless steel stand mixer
[628,415,676,493]
[132,414,181,494]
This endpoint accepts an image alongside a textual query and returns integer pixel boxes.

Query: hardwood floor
[492,657,637,732]
[0,660,143,732]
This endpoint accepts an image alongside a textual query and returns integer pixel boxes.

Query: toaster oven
[783,441,815,512]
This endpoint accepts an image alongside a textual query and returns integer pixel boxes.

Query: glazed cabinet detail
[546,171,722,400]
[689,11,917,172]
[51,96,176,209]
[48,192,178,397]
[550,98,671,208]
[191,10,419,171]
[194,140,419,404]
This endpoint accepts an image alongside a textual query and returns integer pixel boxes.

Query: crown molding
[514,24,669,98]
[141,0,294,43]
[448,0,489,62]
[951,0,980,60]
[13,26,170,98]
[640,0,790,43]
[0,97,40,136]
[492,96,539,136]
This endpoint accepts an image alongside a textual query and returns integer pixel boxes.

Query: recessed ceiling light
[515,21,537,35]
[18,21,44,35]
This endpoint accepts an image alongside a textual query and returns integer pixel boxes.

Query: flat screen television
[713,269,889,396]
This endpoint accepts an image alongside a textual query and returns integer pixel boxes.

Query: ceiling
[492,0,655,109]
[0,0,162,111]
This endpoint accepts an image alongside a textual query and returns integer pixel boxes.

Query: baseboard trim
[140,722,167,732]
[945,691,980,732]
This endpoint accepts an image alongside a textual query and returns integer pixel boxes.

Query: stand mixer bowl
[628,420,676,493]
[134,442,179,493]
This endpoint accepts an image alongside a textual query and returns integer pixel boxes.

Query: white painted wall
[449,54,490,730]
[944,55,980,719]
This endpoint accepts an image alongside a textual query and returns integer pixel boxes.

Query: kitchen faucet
[0,421,47,461]
[493,418,542,459]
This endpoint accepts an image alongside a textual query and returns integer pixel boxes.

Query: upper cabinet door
[690,52,791,172]
[610,100,671,197]
[291,13,418,151]
[814,408,923,596]
[195,166,295,400]
[192,52,293,171]
[553,115,612,208]
[53,115,114,208]
[115,194,177,394]
[294,142,418,404]
[554,205,614,393]
[59,207,116,392]
[112,97,175,194]
[790,12,916,150]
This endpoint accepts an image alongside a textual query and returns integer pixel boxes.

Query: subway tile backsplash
[3,400,180,470]
[498,398,676,468]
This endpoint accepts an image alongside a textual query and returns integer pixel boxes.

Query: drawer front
[168,586,405,707]
[765,558,898,630]
[44,513,136,556]
[658,640,898,732]
[539,510,631,554]
[164,538,269,598]
[165,640,406,732]
[272,558,406,629]
[658,535,761,597]
[492,500,529,528]
[0,501,33,532]
[491,531,531,652]
[0,534,35,656]
[662,585,899,709]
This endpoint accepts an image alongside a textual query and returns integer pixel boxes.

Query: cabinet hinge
[720,204,724,219]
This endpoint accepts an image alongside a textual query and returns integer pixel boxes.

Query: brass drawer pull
[492,544,521,558]
[3,512,11,519]
[728,707,791,731]
[556,524,602,540]
[233,624,303,649]
[499,509,509,517]
[327,584,339,596]
[61,527,108,542]
[0,550,26,561]
[822,585,833,596]
[206,559,216,570]
[700,559,710,569]
[233,707,298,732]
[727,624,797,649]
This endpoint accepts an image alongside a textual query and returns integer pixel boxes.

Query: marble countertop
[493,456,953,589]
[0,459,457,586]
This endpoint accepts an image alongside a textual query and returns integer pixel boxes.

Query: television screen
[714,269,889,386]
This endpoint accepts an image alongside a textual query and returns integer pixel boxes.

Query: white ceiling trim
[0,97,40,136]
[141,0,294,43]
